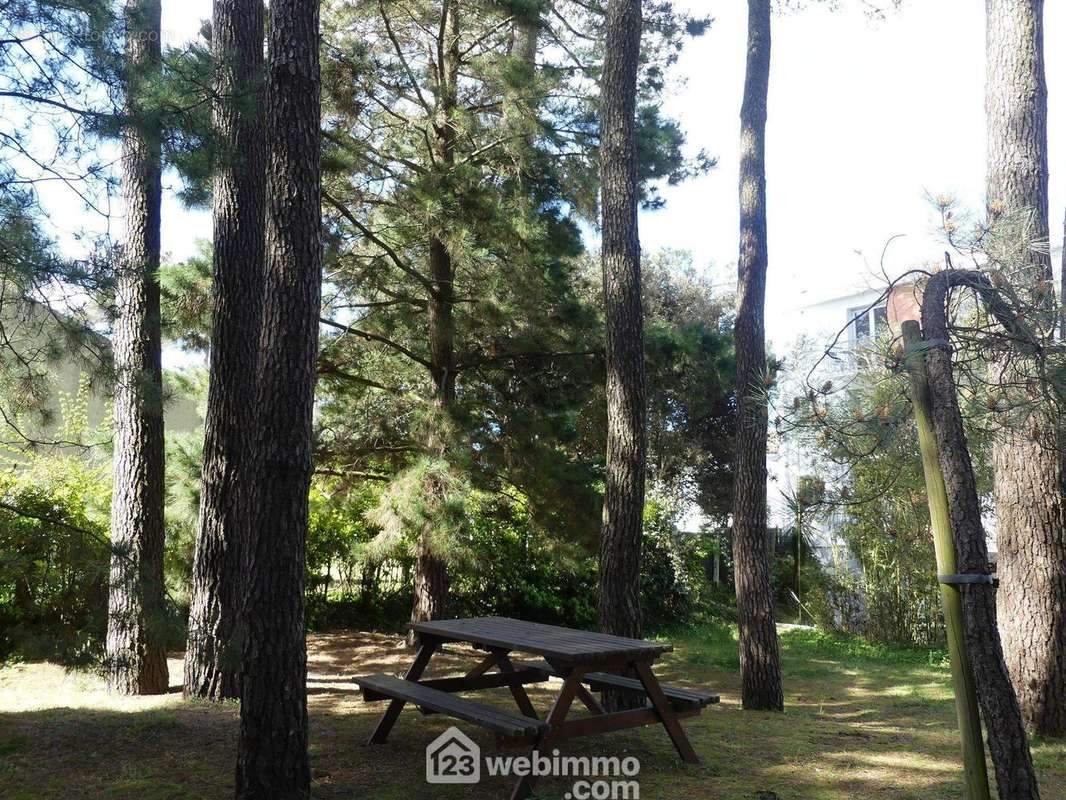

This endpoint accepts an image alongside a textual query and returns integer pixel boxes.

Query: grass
[1,625,1065,799]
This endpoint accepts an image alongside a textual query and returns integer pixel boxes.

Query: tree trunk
[733,0,782,712]
[408,0,460,647]
[985,0,1066,738]
[184,0,266,703]
[233,0,320,793]
[411,542,449,634]
[597,0,645,713]
[920,271,1041,800]
[105,0,168,697]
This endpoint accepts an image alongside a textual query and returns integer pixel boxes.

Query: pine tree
[732,0,782,712]
[183,0,267,702]
[104,0,168,697]
[317,0,704,638]
[233,0,320,792]
[597,0,645,710]
[985,0,1066,738]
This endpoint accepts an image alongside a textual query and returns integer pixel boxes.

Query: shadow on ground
[2,629,1066,799]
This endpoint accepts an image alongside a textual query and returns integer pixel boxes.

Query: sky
[46,0,1066,357]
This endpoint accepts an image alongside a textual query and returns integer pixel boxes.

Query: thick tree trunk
[233,0,320,794]
[921,271,1041,800]
[105,0,168,697]
[733,0,782,712]
[597,0,645,713]
[184,0,266,703]
[410,542,449,632]
[985,0,1066,738]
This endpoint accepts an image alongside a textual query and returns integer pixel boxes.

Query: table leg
[465,649,504,679]
[495,652,540,719]
[509,665,585,800]
[574,683,605,715]
[367,639,438,745]
[634,660,699,764]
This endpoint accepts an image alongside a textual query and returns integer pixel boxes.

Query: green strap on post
[902,320,991,800]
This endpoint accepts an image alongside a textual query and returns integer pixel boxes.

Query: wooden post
[901,320,991,800]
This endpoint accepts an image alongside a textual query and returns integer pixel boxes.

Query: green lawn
[1,625,1064,799]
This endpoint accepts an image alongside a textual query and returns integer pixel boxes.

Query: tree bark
[105,0,168,697]
[921,271,1041,800]
[233,0,320,793]
[597,0,645,712]
[184,0,266,703]
[411,542,449,632]
[733,0,782,712]
[985,0,1066,738]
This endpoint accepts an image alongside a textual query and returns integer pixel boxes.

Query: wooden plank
[552,706,700,740]
[514,660,719,709]
[410,617,672,663]
[417,669,547,694]
[360,669,547,699]
[354,674,548,738]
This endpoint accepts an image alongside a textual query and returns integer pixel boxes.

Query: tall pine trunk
[597,0,645,712]
[105,0,168,697]
[184,0,266,702]
[733,0,782,712]
[408,0,460,646]
[986,0,1066,738]
[234,0,320,793]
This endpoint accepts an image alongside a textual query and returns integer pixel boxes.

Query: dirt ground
[1,628,1065,799]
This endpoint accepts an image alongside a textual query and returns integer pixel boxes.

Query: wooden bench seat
[353,673,548,738]
[513,660,719,710]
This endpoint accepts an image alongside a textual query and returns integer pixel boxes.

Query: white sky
[41,0,1066,358]
[644,0,1066,334]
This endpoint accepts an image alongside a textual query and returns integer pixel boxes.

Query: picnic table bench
[353,616,718,799]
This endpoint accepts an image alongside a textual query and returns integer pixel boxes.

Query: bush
[0,452,111,664]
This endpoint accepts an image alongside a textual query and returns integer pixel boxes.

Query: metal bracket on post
[937,573,999,588]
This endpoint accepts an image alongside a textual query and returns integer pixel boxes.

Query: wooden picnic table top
[408,616,672,664]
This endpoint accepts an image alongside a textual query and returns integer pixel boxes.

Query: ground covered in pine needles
[2,625,1066,799]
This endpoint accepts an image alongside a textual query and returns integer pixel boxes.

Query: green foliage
[160,244,213,351]
[785,360,994,647]
[306,480,380,596]
[448,493,597,627]
[365,458,474,565]
[640,251,736,519]
[0,444,111,664]
[640,496,707,630]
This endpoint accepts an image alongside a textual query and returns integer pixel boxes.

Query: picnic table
[353,616,718,799]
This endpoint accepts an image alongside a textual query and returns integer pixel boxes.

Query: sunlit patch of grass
[2,629,1066,799]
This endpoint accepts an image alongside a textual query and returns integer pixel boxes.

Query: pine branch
[322,189,437,295]
[320,316,433,371]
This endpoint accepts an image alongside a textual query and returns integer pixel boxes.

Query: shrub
[0,452,111,664]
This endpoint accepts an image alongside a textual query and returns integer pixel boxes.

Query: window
[848,304,888,344]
